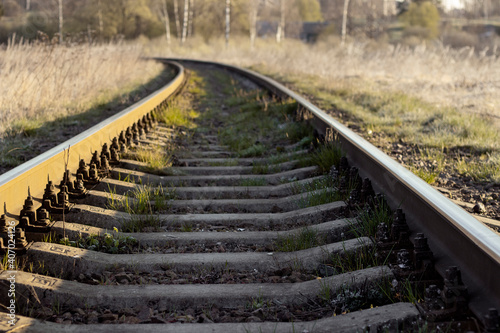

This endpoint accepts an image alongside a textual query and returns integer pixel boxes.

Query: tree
[159,0,171,46]
[173,0,181,38]
[248,0,258,49]
[187,0,194,37]
[400,1,440,39]
[58,0,63,43]
[181,0,188,44]
[341,0,350,46]
[225,0,230,48]
[276,0,285,43]
[296,0,322,22]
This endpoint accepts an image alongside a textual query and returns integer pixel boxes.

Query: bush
[441,29,479,49]
[400,1,440,39]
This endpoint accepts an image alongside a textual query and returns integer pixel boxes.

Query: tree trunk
[174,0,181,39]
[26,0,30,11]
[58,0,63,44]
[187,0,194,37]
[341,0,350,46]
[249,2,257,50]
[181,0,189,45]
[225,0,230,49]
[97,0,103,38]
[161,0,171,46]
[276,0,285,43]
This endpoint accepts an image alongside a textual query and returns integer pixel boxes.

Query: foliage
[300,143,344,174]
[274,227,323,251]
[400,1,440,39]
[296,0,323,22]
[45,228,138,254]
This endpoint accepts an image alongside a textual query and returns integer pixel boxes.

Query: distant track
[0,59,498,332]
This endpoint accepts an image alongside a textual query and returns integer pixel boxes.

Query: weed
[208,159,239,166]
[130,145,174,175]
[107,184,175,215]
[454,154,500,183]
[239,144,266,158]
[116,172,135,183]
[157,100,199,129]
[121,215,162,233]
[274,227,323,252]
[350,196,393,239]
[43,228,137,254]
[240,178,267,186]
[180,222,193,232]
[283,122,313,143]
[377,277,422,305]
[408,147,446,184]
[328,243,380,275]
[300,143,344,174]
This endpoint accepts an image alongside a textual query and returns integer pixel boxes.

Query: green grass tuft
[300,143,344,174]
[274,227,323,252]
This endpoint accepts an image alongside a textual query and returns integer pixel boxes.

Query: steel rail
[0,62,185,220]
[163,58,500,321]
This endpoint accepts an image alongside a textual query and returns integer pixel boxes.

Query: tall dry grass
[0,40,164,136]
[145,36,500,130]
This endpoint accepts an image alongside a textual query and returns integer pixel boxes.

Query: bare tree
[97,0,104,38]
[181,0,189,44]
[276,0,285,43]
[174,0,181,38]
[58,0,63,44]
[26,0,30,11]
[225,0,230,49]
[187,0,194,37]
[484,0,490,20]
[160,0,171,46]
[249,0,258,50]
[341,0,350,46]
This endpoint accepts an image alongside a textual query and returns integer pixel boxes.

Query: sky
[443,0,465,10]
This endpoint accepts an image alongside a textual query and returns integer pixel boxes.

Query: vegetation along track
[0,60,499,332]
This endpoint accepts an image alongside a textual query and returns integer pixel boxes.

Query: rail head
[163,58,500,319]
[0,61,185,220]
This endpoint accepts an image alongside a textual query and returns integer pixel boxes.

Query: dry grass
[143,36,500,181]
[0,40,164,137]
[146,36,500,131]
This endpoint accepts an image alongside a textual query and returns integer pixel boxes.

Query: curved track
[0,60,498,332]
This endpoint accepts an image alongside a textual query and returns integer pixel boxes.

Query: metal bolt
[101,143,111,160]
[20,188,37,226]
[91,151,101,169]
[425,285,443,311]
[43,177,59,207]
[391,209,409,242]
[396,249,412,270]
[376,223,390,243]
[338,156,349,175]
[14,228,28,249]
[111,137,119,151]
[360,178,375,203]
[414,233,433,270]
[77,159,89,181]
[484,308,500,333]
[442,266,468,310]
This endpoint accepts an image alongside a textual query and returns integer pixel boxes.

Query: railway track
[0,60,499,332]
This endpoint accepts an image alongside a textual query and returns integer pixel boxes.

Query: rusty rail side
[0,62,185,219]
